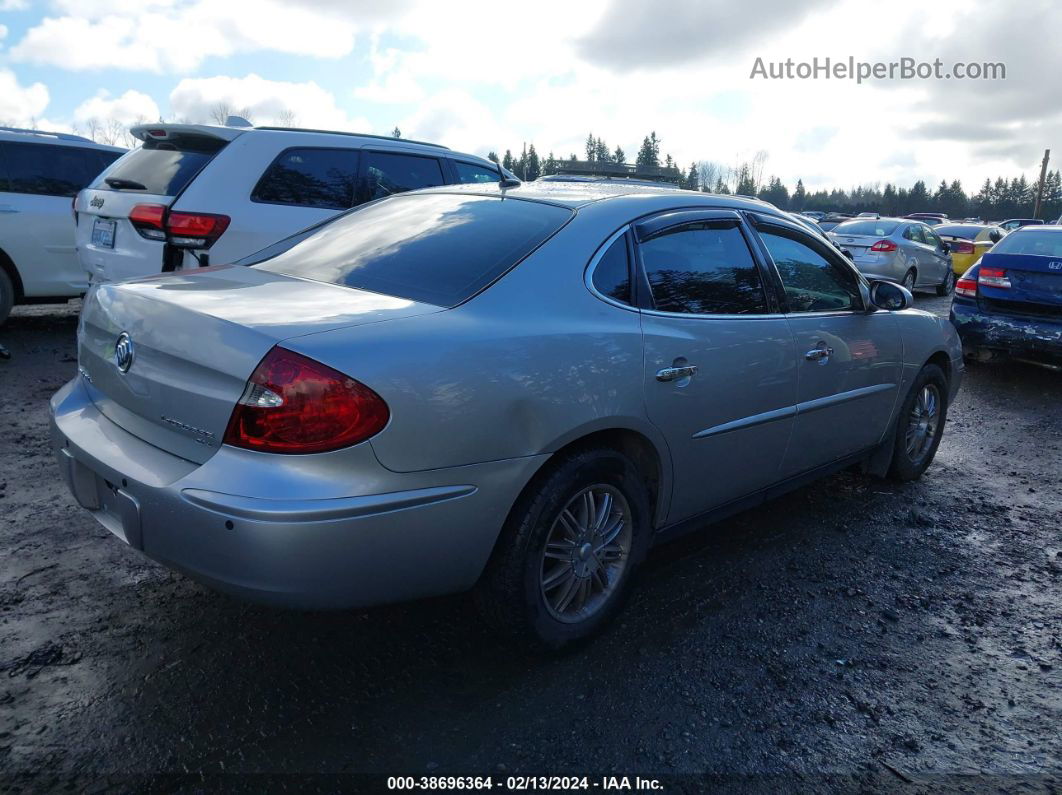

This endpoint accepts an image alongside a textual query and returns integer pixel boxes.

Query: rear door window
[244,193,572,307]
[252,147,360,210]
[454,161,500,184]
[96,134,226,196]
[1,142,118,197]
[358,151,445,204]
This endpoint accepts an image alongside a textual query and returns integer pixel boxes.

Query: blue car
[950,226,1062,369]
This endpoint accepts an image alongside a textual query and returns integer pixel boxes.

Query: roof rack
[0,125,95,144]
[254,126,450,150]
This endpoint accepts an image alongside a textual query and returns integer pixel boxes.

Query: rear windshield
[94,134,227,196]
[991,229,1062,258]
[832,220,899,237]
[935,225,981,239]
[242,193,573,307]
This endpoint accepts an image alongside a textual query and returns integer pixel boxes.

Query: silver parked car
[51,184,963,648]
[829,217,955,295]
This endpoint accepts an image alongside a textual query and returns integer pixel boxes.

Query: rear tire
[902,269,916,292]
[474,447,652,650]
[887,364,948,482]
[0,269,13,326]
[936,269,955,297]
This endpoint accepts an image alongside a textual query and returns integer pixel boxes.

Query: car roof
[1006,224,1062,234]
[411,180,783,211]
[0,126,125,152]
[129,122,452,153]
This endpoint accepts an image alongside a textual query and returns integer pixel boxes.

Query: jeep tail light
[954,275,978,297]
[870,239,897,252]
[129,203,167,241]
[978,266,1011,289]
[224,347,389,454]
[166,211,230,249]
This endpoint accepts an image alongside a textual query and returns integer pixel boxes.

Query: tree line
[487,131,1062,222]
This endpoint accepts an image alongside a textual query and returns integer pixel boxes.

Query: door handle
[805,346,834,362]
[656,365,698,382]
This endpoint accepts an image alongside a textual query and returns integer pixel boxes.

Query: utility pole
[1032,148,1050,219]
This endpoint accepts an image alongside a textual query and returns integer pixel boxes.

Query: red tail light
[128,205,229,248]
[870,239,897,252]
[955,276,977,297]
[223,347,389,454]
[950,240,975,255]
[129,203,167,241]
[978,266,1011,289]
[166,211,230,249]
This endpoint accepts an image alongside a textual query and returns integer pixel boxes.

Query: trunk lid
[78,265,441,463]
[829,233,883,258]
[977,251,1062,322]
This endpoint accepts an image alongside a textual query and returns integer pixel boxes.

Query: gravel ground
[1,295,1059,791]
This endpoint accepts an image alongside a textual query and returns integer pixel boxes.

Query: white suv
[75,123,514,284]
[0,127,124,323]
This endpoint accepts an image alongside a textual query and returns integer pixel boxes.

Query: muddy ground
[0,295,1059,792]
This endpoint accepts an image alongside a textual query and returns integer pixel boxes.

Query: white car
[0,127,123,324]
[75,122,515,284]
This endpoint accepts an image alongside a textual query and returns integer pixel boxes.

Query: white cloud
[0,69,49,126]
[169,74,370,130]
[9,0,365,73]
[74,89,159,124]
[0,0,28,10]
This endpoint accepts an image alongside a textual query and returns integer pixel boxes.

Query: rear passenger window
[0,142,114,197]
[252,148,359,210]
[591,235,631,304]
[760,229,861,313]
[454,161,499,184]
[359,152,445,203]
[640,221,767,315]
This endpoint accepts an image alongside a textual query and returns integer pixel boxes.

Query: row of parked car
[0,122,512,324]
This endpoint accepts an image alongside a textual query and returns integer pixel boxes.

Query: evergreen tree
[792,179,807,210]
[735,165,757,196]
[585,133,597,162]
[525,144,541,181]
[542,151,558,176]
[502,150,514,171]
[391,126,402,138]
[714,177,730,194]
[613,145,626,164]
[685,162,699,191]
[486,151,499,163]
[635,132,661,168]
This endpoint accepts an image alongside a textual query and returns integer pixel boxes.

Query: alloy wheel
[905,383,940,462]
[539,485,632,624]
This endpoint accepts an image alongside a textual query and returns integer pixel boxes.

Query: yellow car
[936,223,1006,276]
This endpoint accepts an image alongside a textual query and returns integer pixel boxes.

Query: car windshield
[990,228,1062,257]
[241,193,573,307]
[935,225,982,239]
[832,220,899,236]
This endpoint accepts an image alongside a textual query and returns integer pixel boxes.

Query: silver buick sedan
[51,183,963,648]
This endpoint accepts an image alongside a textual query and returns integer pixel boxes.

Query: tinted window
[247,194,572,307]
[252,148,359,210]
[832,220,900,237]
[592,235,631,304]
[991,228,1062,257]
[358,152,445,203]
[96,135,225,196]
[454,161,500,184]
[0,142,117,197]
[935,225,981,240]
[761,229,861,313]
[640,221,767,315]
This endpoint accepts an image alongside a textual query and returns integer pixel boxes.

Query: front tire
[887,364,948,481]
[475,447,652,650]
[936,269,955,297]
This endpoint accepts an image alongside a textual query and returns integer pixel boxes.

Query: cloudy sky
[0,0,1057,192]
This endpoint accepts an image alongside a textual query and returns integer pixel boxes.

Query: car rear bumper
[950,299,1062,365]
[50,377,546,609]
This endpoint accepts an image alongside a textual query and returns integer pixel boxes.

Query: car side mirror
[940,242,950,254]
[989,230,1002,243]
[869,280,911,311]
[840,247,854,260]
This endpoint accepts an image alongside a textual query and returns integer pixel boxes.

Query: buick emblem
[114,332,135,373]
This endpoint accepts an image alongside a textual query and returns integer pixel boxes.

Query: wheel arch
[0,246,24,300]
